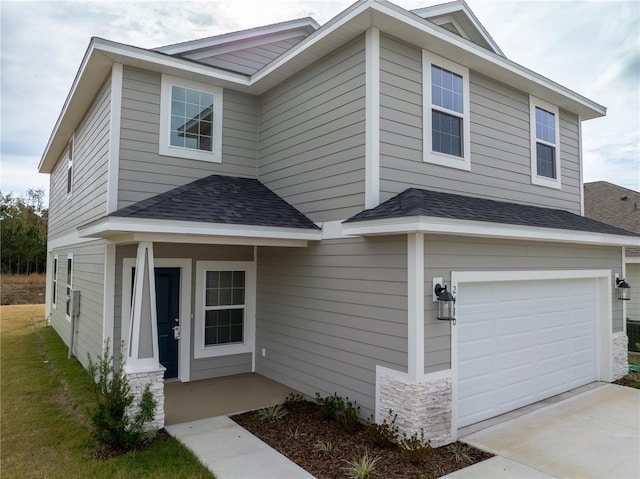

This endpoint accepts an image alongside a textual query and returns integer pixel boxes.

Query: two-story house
[39,0,638,445]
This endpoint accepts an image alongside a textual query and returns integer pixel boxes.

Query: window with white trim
[423,51,471,171]
[530,96,561,189]
[65,254,73,320]
[159,75,223,163]
[52,256,58,308]
[66,139,74,196]
[194,261,255,358]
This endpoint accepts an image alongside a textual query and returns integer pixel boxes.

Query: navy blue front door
[155,268,180,379]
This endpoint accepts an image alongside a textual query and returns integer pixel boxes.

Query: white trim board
[365,27,380,209]
[449,269,613,438]
[79,216,321,242]
[106,63,122,214]
[342,215,640,247]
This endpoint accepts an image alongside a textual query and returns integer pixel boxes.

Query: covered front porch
[164,373,300,425]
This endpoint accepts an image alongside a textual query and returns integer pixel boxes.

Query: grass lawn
[1,304,214,479]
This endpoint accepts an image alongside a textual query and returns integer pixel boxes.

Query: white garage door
[457,278,597,428]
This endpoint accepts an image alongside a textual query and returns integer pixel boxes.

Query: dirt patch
[232,401,492,479]
[1,274,46,305]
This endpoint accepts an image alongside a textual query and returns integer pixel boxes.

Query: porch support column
[124,241,164,429]
[408,233,424,381]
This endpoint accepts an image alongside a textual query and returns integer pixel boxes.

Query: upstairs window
[66,139,74,195]
[159,75,223,163]
[530,96,561,189]
[423,51,471,171]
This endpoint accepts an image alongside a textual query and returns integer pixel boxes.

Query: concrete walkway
[445,384,640,479]
[165,416,316,479]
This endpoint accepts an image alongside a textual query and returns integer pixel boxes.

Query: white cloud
[1,0,638,202]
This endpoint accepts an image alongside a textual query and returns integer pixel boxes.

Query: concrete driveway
[445,384,640,479]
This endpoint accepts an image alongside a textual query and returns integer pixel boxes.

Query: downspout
[68,313,76,359]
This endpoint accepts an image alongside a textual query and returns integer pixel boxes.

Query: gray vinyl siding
[117,67,258,209]
[258,36,366,223]
[48,79,111,240]
[191,36,307,75]
[423,236,624,373]
[49,241,106,370]
[255,236,407,417]
[379,34,582,215]
[627,263,640,323]
[113,243,254,378]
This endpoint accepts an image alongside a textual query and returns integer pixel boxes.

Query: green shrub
[87,339,157,450]
[315,392,344,420]
[283,392,305,408]
[340,397,361,432]
[366,410,399,448]
[398,429,432,463]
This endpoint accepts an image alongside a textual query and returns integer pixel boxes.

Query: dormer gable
[412,0,504,56]
[154,17,319,76]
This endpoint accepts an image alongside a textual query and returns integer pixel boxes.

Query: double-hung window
[52,256,58,308]
[65,255,73,320]
[194,261,256,358]
[423,51,471,171]
[159,75,223,163]
[530,96,561,189]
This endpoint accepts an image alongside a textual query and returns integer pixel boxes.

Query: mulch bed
[231,401,492,479]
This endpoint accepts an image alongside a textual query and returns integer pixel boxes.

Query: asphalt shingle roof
[111,174,319,230]
[344,188,638,237]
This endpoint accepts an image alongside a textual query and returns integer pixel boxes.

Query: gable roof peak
[410,0,504,56]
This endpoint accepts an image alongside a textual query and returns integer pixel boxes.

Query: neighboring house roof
[344,187,639,239]
[584,181,640,256]
[111,174,319,230]
[39,0,606,173]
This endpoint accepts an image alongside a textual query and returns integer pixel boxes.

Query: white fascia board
[341,215,640,247]
[107,232,309,248]
[155,17,319,55]
[78,216,321,242]
[411,1,504,56]
[627,257,640,264]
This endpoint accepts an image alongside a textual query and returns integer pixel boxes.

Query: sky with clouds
[1,0,638,205]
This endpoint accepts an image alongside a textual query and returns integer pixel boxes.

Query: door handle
[172,325,181,340]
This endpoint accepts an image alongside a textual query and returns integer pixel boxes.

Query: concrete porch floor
[164,373,300,425]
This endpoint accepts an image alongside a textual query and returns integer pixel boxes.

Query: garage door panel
[457,278,597,428]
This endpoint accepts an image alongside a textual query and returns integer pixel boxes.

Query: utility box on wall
[68,289,81,316]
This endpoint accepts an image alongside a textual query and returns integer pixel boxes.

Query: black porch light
[434,283,456,323]
[616,277,631,301]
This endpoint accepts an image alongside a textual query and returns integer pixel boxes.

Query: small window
[159,75,223,163]
[423,52,471,171]
[194,261,256,359]
[65,255,73,320]
[530,96,561,189]
[52,256,58,308]
[66,139,74,195]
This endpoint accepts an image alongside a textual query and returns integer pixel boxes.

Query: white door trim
[450,269,612,437]
[122,257,192,382]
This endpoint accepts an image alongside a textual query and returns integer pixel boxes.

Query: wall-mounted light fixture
[434,283,456,323]
[616,276,631,301]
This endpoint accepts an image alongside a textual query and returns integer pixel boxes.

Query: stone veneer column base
[612,333,629,381]
[125,369,165,430]
[376,367,453,447]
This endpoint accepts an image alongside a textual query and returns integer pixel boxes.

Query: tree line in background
[1,188,48,274]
